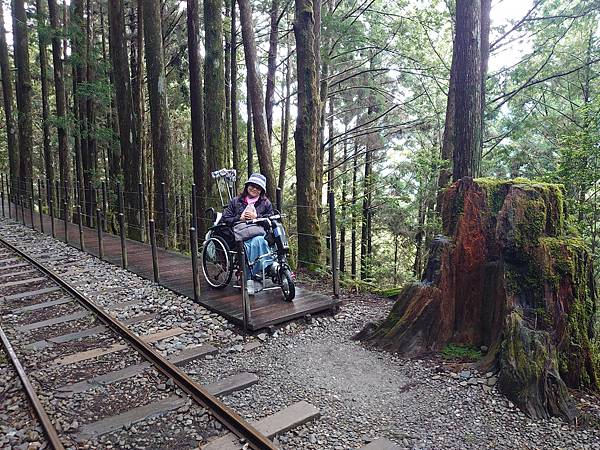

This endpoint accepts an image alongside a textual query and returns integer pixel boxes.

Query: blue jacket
[220,195,274,227]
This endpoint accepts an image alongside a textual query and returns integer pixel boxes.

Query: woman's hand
[241,210,257,220]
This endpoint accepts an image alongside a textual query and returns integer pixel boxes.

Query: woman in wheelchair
[202,172,295,301]
[221,173,274,282]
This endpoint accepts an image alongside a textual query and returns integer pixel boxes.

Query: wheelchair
[200,169,295,302]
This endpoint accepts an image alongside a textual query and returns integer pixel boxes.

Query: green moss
[475,177,509,215]
[505,262,546,309]
[441,343,482,361]
[537,236,599,388]
[502,311,551,383]
[378,287,403,298]
[474,178,566,235]
[540,237,587,279]
[515,195,547,247]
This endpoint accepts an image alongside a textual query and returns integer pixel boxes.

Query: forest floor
[1,218,600,449]
[204,286,600,450]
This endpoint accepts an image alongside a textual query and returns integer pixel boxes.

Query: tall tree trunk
[325,97,334,265]
[238,0,276,199]
[230,0,239,176]
[143,0,173,245]
[327,98,334,194]
[265,0,279,142]
[12,0,33,197]
[480,0,491,153]
[413,196,425,277]
[71,0,86,216]
[101,4,120,184]
[204,0,226,200]
[48,0,70,191]
[0,5,19,193]
[109,0,141,239]
[224,0,232,167]
[278,35,291,189]
[246,77,253,178]
[393,235,398,284]
[294,0,322,268]
[339,134,347,273]
[36,0,54,185]
[85,0,97,223]
[452,0,482,181]
[134,0,146,228]
[187,0,207,235]
[360,142,372,280]
[350,141,358,279]
[438,35,456,196]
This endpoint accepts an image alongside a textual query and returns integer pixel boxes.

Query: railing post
[20,195,25,225]
[92,186,97,229]
[190,227,201,302]
[47,179,55,238]
[29,177,34,205]
[63,200,68,243]
[191,184,197,230]
[55,180,60,219]
[77,204,84,250]
[101,181,108,232]
[161,182,168,249]
[29,195,35,230]
[96,208,104,259]
[149,219,160,283]
[276,187,282,212]
[76,180,81,212]
[37,179,44,233]
[6,174,11,219]
[119,211,127,269]
[138,182,145,241]
[116,182,127,268]
[237,240,250,333]
[1,174,5,218]
[328,191,340,298]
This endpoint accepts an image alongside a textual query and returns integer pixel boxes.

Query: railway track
[0,235,300,449]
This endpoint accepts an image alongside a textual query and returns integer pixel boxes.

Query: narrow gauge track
[0,236,276,450]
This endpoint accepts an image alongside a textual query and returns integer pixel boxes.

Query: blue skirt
[244,235,273,277]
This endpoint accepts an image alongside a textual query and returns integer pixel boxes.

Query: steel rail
[0,237,277,450]
[0,326,66,450]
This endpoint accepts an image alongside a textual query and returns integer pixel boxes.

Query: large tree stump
[356,177,599,421]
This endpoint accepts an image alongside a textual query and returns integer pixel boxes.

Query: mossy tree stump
[356,177,599,421]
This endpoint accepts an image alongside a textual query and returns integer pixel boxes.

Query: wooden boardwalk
[1,201,340,331]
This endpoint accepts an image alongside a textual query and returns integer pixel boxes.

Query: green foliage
[441,343,482,361]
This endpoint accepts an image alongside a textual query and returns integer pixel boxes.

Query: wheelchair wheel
[202,236,233,288]
[280,268,295,302]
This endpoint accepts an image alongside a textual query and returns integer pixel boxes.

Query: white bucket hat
[245,173,267,193]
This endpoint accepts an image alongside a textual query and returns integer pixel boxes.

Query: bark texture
[294,0,322,267]
[36,0,54,185]
[48,0,70,189]
[357,178,599,422]
[230,0,239,176]
[452,0,482,181]
[238,0,276,199]
[12,0,33,195]
[265,0,279,141]
[204,0,226,199]
[109,0,142,239]
[143,0,173,244]
[187,0,207,234]
[0,4,18,192]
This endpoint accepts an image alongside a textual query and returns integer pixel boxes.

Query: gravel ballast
[1,218,599,449]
